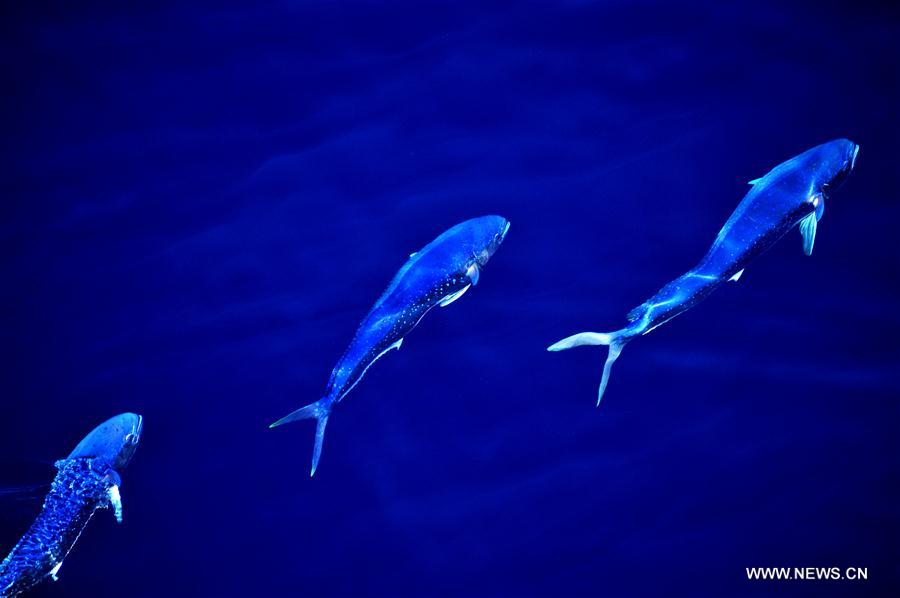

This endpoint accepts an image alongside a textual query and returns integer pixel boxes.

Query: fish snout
[819,139,859,196]
[834,138,859,172]
[124,414,143,448]
[488,217,511,255]
[499,219,511,243]
[67,413,143,470]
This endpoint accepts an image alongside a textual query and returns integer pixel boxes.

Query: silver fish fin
[547,332,613,350]
[268,338,403,476]
[547,331,630,405]
[597,341,626,406]
[815,196,825,221]
[439,284,470,307]
[269,399,332,477]
[748,177,763,185]
[108,485,123,523]
[409,251,417,258]
[728,269,744,282]
[466,263,480,286]
[799,212,818,256]
[49,562,63,581]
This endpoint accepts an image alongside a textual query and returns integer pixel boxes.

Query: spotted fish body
[0,414,142,597]
[271,215,510,476]
[548,139,859,405]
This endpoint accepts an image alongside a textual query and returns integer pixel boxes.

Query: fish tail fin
[269,399,331,477]
[547,330,632,406]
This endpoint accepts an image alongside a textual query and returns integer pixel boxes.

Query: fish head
[470,215,511,267]
[67,413,143,470]
[815,138,859,197]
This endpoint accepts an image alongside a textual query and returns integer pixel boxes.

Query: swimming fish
[270,215,511,476]
[0,413,142,597]
[548,139,860,405]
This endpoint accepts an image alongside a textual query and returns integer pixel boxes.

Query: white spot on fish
[109,485,123,523]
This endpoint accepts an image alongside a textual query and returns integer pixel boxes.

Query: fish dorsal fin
[799,212,818,256]
[466,263,480,286]
[748,177,763,185]
[728,269,744,282]
[439,284,470,307]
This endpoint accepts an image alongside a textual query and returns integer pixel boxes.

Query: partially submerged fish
[548,139,859,404]
[0,413,142,597]
[271,215,510,476]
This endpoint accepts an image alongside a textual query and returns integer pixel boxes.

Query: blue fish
[271,216,510,475]
[548,139,859,404]
[1,413,142,597]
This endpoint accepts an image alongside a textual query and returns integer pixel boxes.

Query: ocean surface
[1,2,898,596]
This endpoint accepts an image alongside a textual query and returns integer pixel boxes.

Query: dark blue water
[2,2,898,596]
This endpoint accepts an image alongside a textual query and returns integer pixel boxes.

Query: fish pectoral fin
[799,212,818,256]
[439,284,471,307]
[728,269,744,282]
[748,177,763,185]
[409,251,417,258]
[815,196,825,221]
[49,562,63,581]
[108,485,123,523]
[466,263,480,286]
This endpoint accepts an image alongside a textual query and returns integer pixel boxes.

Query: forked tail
[547,330,633,405]
[269,399,331,477]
